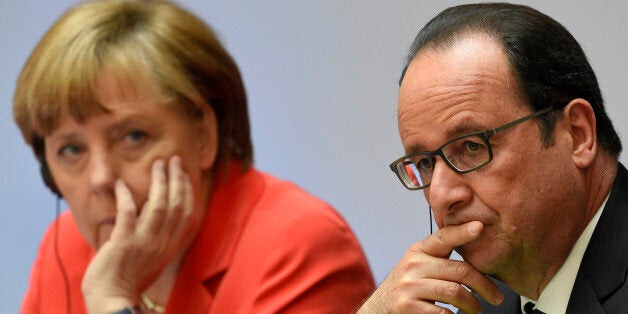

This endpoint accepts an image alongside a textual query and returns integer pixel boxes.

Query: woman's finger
[111,180,138,240]
[172,169,198,244]
[163,156,185,234]
[138,159,168,235]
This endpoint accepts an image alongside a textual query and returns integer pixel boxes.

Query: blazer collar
[166,163,265,312]
[183,164,265,281]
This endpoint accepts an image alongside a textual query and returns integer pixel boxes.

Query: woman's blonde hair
[14,0,252,172]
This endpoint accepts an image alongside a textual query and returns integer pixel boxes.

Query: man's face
[397,34,587,279]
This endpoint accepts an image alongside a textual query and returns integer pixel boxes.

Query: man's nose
[426,158,473,214]
[88,150,117,196]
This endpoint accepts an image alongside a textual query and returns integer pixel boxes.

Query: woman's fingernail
[153,159,165,171]
[115,179,126,190]
[170,155,181,166]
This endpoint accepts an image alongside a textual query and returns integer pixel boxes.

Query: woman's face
[44,74,218,249]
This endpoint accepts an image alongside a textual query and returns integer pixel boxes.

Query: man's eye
[464,141,481,152]
[417,158,433,170]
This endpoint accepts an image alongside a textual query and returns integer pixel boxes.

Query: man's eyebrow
[405,120,485,154]
[444,120,483,139]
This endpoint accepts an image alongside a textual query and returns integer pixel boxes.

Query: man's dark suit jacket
[467,163,628,313]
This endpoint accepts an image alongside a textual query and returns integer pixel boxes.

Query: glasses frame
[390,106,558,190]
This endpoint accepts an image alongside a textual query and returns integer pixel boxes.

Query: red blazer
[22,166,375,313]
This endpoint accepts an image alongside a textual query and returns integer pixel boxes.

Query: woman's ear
[563,99,597,169]
[195,101,219,171]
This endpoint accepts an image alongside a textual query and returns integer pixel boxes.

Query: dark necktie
[524,302,545,314]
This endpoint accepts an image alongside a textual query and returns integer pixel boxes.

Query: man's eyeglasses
[389,106,558,190]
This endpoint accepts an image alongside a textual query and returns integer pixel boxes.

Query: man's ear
[563,99,597,169]
[195,101,219,171]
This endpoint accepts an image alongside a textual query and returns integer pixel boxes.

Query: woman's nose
[88,150,116,196]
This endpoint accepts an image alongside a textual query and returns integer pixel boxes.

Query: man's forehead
[400,34,513,89]
[397,34,526,152]
[397,76,496,152]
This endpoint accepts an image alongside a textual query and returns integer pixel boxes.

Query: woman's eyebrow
[104,114,153,133]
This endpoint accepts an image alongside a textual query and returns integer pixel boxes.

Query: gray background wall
[2,1,626,312]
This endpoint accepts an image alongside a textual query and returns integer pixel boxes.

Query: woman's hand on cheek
[82,156,202,314]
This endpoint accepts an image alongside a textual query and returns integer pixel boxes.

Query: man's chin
[456,243,500,275]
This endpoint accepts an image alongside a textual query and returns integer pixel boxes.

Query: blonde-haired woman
[15,1,374,313]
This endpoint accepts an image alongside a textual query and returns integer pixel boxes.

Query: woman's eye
[126,130,147,143]
[120,130,149,148]
[57,144,84,158]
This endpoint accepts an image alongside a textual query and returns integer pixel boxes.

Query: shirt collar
[520,193,609,313]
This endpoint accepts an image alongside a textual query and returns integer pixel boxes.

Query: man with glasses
[359,3,626,314]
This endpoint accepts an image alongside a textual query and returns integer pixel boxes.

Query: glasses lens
[396,155,432,189]
[441,134,490,171]
[391,133,492,190]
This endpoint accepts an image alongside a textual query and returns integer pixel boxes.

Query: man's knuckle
[391,295,415,312]
[453,261,471,278]
[435,229,446,244]
[441,282,463,298]
[398,254,426,273]
[396,273,418,289]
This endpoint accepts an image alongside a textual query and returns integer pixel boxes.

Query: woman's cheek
[69,208,100,249]
[122,162,155,207]
[96,223,115,249]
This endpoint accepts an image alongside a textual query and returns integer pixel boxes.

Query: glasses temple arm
[490,106,557,135]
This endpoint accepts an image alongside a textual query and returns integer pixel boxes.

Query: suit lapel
[568,163,628,312]
[567,272,606,313]
[470,163,628,313]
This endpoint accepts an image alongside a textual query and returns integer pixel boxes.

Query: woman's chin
[94,224,114,249]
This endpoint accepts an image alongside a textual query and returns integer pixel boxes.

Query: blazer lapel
[165,165,266,313]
